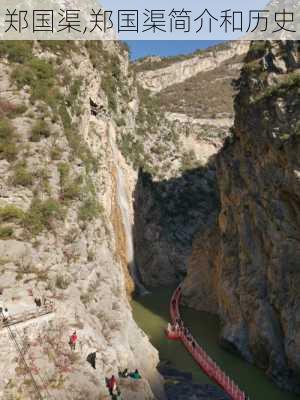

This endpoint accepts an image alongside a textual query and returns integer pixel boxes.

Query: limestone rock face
[0,41,163,400]
[137,42,249,93]
[183,41,300,392]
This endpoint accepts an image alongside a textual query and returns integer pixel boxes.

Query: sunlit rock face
[183,41,300,393]
[136,42,249,93]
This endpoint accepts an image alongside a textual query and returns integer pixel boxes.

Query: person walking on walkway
[119,368,129,378]
[2,308,9,323]
[69,331,78,351]
[87,351,97,369]
[106,375,117,396]
[34,298,42,307]
[129,369,141,380]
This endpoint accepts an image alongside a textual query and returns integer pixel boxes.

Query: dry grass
[157,54,245,118]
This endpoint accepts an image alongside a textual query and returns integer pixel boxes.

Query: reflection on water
[132,288,299,400]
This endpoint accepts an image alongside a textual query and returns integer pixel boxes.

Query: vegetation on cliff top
[0,40,106,237]
[134,41,231,73]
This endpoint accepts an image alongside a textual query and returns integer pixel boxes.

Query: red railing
[169,286,246,400]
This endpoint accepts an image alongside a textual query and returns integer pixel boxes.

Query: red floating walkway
[167,285,247,400]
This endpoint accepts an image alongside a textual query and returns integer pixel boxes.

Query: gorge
[0,38,299,400]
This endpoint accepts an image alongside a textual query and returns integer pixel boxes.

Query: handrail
[1,303,58,399]
[0,303,55,330]
[2,309,44,400]
[169,286,247,400]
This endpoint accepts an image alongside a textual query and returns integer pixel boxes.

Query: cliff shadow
[132,155,220,290]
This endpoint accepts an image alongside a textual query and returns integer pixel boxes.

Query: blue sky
[126,40,224,60]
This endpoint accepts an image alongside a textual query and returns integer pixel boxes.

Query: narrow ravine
[132,289,300,400]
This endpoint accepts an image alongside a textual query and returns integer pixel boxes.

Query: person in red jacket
[106,375,117,395]
[69,331,78,351]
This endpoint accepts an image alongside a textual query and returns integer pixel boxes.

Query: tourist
[69,331,78,351]
[119,368,129,378]
[2,308,9,323]
[34,298,42,307]
[167,322,174,333]
[129,369,142,380]
[86,351,97,369]
[106,375,117,395]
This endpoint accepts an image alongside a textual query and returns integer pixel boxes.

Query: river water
[132,288,299,400]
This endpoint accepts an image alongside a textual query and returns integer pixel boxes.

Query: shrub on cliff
[58,163,82,201]
[0,226,14,239]
[79,198,103,221]
[23,198,65,235]
[0,100,27,119]
[255,72,300,103]
[12,161,33,187]
[0,205,24,223]
[12,57,59,108]
[30,120,51,142]
[0,118,18,161]
[55,274,71,290]
[38,40,78,55]
[0,41,33,63]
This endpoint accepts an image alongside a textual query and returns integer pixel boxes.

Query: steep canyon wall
[183,41,300,392]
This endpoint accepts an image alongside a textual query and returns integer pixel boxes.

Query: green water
[132,288,299,400]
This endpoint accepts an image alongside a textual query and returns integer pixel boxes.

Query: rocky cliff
[0,41,164,400]
[132,42,248,288]
[3,37,299,399]
[183,41,300,393]
[136,42,249,93]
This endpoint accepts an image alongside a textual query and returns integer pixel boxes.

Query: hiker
[184,327,189,337]
[86,352,96,369]
[106,375,117,396]
[187,332,192,342]
[174,320,180,331]
[2,308,9,323]
[86,352,97,369]
[69,331,78,351]
[119,368,129,378]
[34,298,42,307]
[129,369,142,380]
